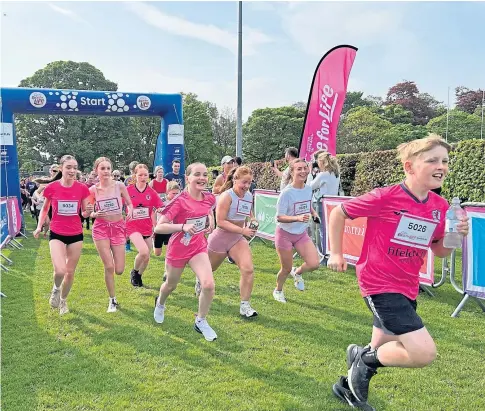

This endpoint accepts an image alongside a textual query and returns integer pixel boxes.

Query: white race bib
[186,215,208,233]
[294,200,311,215]
[391,214,437,250]
[58,200,78,216]
[132,207,149,220]
[237,199,252,216]
[97,198,121,213]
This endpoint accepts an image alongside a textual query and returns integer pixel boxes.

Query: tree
[337,107,393,153]
[373,124,428,151]
[426,109,482,142]
[182,93,219,166]
[207,104,236,159]
[381,104,414,125]
[385,81,442,125]
[455,86,484,114]
[15,61,123,171]
[291,101,307,112]
[242,106,304,162]
[341,91,371,116]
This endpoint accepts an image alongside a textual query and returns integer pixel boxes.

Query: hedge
[204,139,485,202]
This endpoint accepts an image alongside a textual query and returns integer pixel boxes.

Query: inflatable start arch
[0,87,184,219]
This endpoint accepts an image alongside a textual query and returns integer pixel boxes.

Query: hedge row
[207,139,485,203]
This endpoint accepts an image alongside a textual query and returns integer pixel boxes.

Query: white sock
[60,297,66,303]
[110,297,117,303]
[156,297,164,308]
[240,300,249,306]
[53,284,60,291]
[196,316,205,323]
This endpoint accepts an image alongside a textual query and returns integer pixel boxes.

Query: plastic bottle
[181,231,192,246]
[443,197,466,249]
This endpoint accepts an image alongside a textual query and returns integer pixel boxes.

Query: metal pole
[445,86,450,142]
[481,89,484,140]
[236,1,243,158]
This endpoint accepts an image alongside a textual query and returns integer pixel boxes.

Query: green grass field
[2,220,484,411]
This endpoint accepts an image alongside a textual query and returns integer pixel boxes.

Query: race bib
[392,214,437,250]
[294,200,311,215]
[58,200,78,216]
[186,215,208,233]
[132,207,150,220]
[97,198,121,213]
[237,199,252,216]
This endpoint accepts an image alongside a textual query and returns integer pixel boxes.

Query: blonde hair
[220,165,253,193]
[133,164,149,183]
[397,134,451,164]
[167,181,180,191]
[185,162,205,176]
[93,157,112,172]
[283,158,308,186]
[317,152,340,177]
[154,165,164,176]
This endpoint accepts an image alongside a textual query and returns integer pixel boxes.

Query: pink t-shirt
[44,180,90,236]
[161,191,216,262]
[126,185,163,236]
[341,183,449,300]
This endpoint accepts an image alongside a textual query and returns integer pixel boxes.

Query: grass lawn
[1,220,484,411]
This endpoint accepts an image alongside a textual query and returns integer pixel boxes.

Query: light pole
[236,1,243,158]
[481,89,484,140]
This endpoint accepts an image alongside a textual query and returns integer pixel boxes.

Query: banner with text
[462,205,485,299]
[299,45,358,160]
[322,196,434,286]
[0,198,10,248]
[253,190,279,241]
[6,196,22,237]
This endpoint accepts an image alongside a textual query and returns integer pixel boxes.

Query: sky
[1,1,484,120]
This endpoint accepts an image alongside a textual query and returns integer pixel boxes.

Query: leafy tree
[337,107,392,153]
[426,109,482,142]
[182,93,219,166]
[341,91,372,116]
[291,101,307,112]
[207,104,236,160]
[372,123,428,151]
[386,80,442,125]
[455,86,484,114]
[381,104,414,124]
[242,106,304,162]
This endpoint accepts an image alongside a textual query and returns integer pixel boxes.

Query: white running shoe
[194,318,217,341]
[240,302,258,318]
[153,296,165,324]
[273,289,287,303]
[59,299,69,315]
[107,299,119,313]
[195,277,201,298]
[49,287,60,308]
[291,267,305,291]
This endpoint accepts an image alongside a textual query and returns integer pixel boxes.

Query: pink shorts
[166,249,206,268]
[275,226,312,250]
[92,219,126,246]
[207,228,246,254]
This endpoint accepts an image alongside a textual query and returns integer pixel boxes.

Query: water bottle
[443,197,466,249]
[180,232,192,246]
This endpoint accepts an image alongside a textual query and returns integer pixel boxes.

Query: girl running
[90,157,133,313]
[153,162,218,341]
[126,164,163,287]
[327,135,469,409]
[32,155,92,315]
[149,166,168,199]
[273,159,321,303]
[153,181,181,257]
[207,166,259,318]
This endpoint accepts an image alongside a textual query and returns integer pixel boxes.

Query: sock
[362,348,384,368]
[196,316,205,323]
[110,297,117,304]
[53,284,60,291]
[156,297,164,308]
[240,300,249,306]
[60,297,66,303]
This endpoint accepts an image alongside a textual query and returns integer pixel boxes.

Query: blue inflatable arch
[0,87,184,217]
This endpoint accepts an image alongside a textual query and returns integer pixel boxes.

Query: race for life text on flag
[299,45,357,161]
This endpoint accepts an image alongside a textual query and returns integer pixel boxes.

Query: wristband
[181,224,185,232]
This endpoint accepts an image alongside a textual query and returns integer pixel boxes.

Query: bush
[337,153,360,196]
[442,139,485,202]
[351,150,404,196]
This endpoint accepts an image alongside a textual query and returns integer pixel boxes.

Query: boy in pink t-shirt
[153,163,218,342]
[327,135,469,409]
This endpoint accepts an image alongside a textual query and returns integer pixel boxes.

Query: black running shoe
[346,344,366,370]
[348,346,377,403]
[137,273,143,287]
[130,270,141,287]
[332,376,376,410]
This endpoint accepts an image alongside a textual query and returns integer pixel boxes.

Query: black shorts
[154,233,171,248]
[364,293,424,336]
[49,231,84,245]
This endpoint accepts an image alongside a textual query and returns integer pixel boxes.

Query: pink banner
[7,197,22,237]
[299,45,357,161]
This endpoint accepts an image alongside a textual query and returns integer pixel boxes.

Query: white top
[279,167,290,192]
[226,189,253,221]
[309,171,340,201]
[276,184,313,234]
